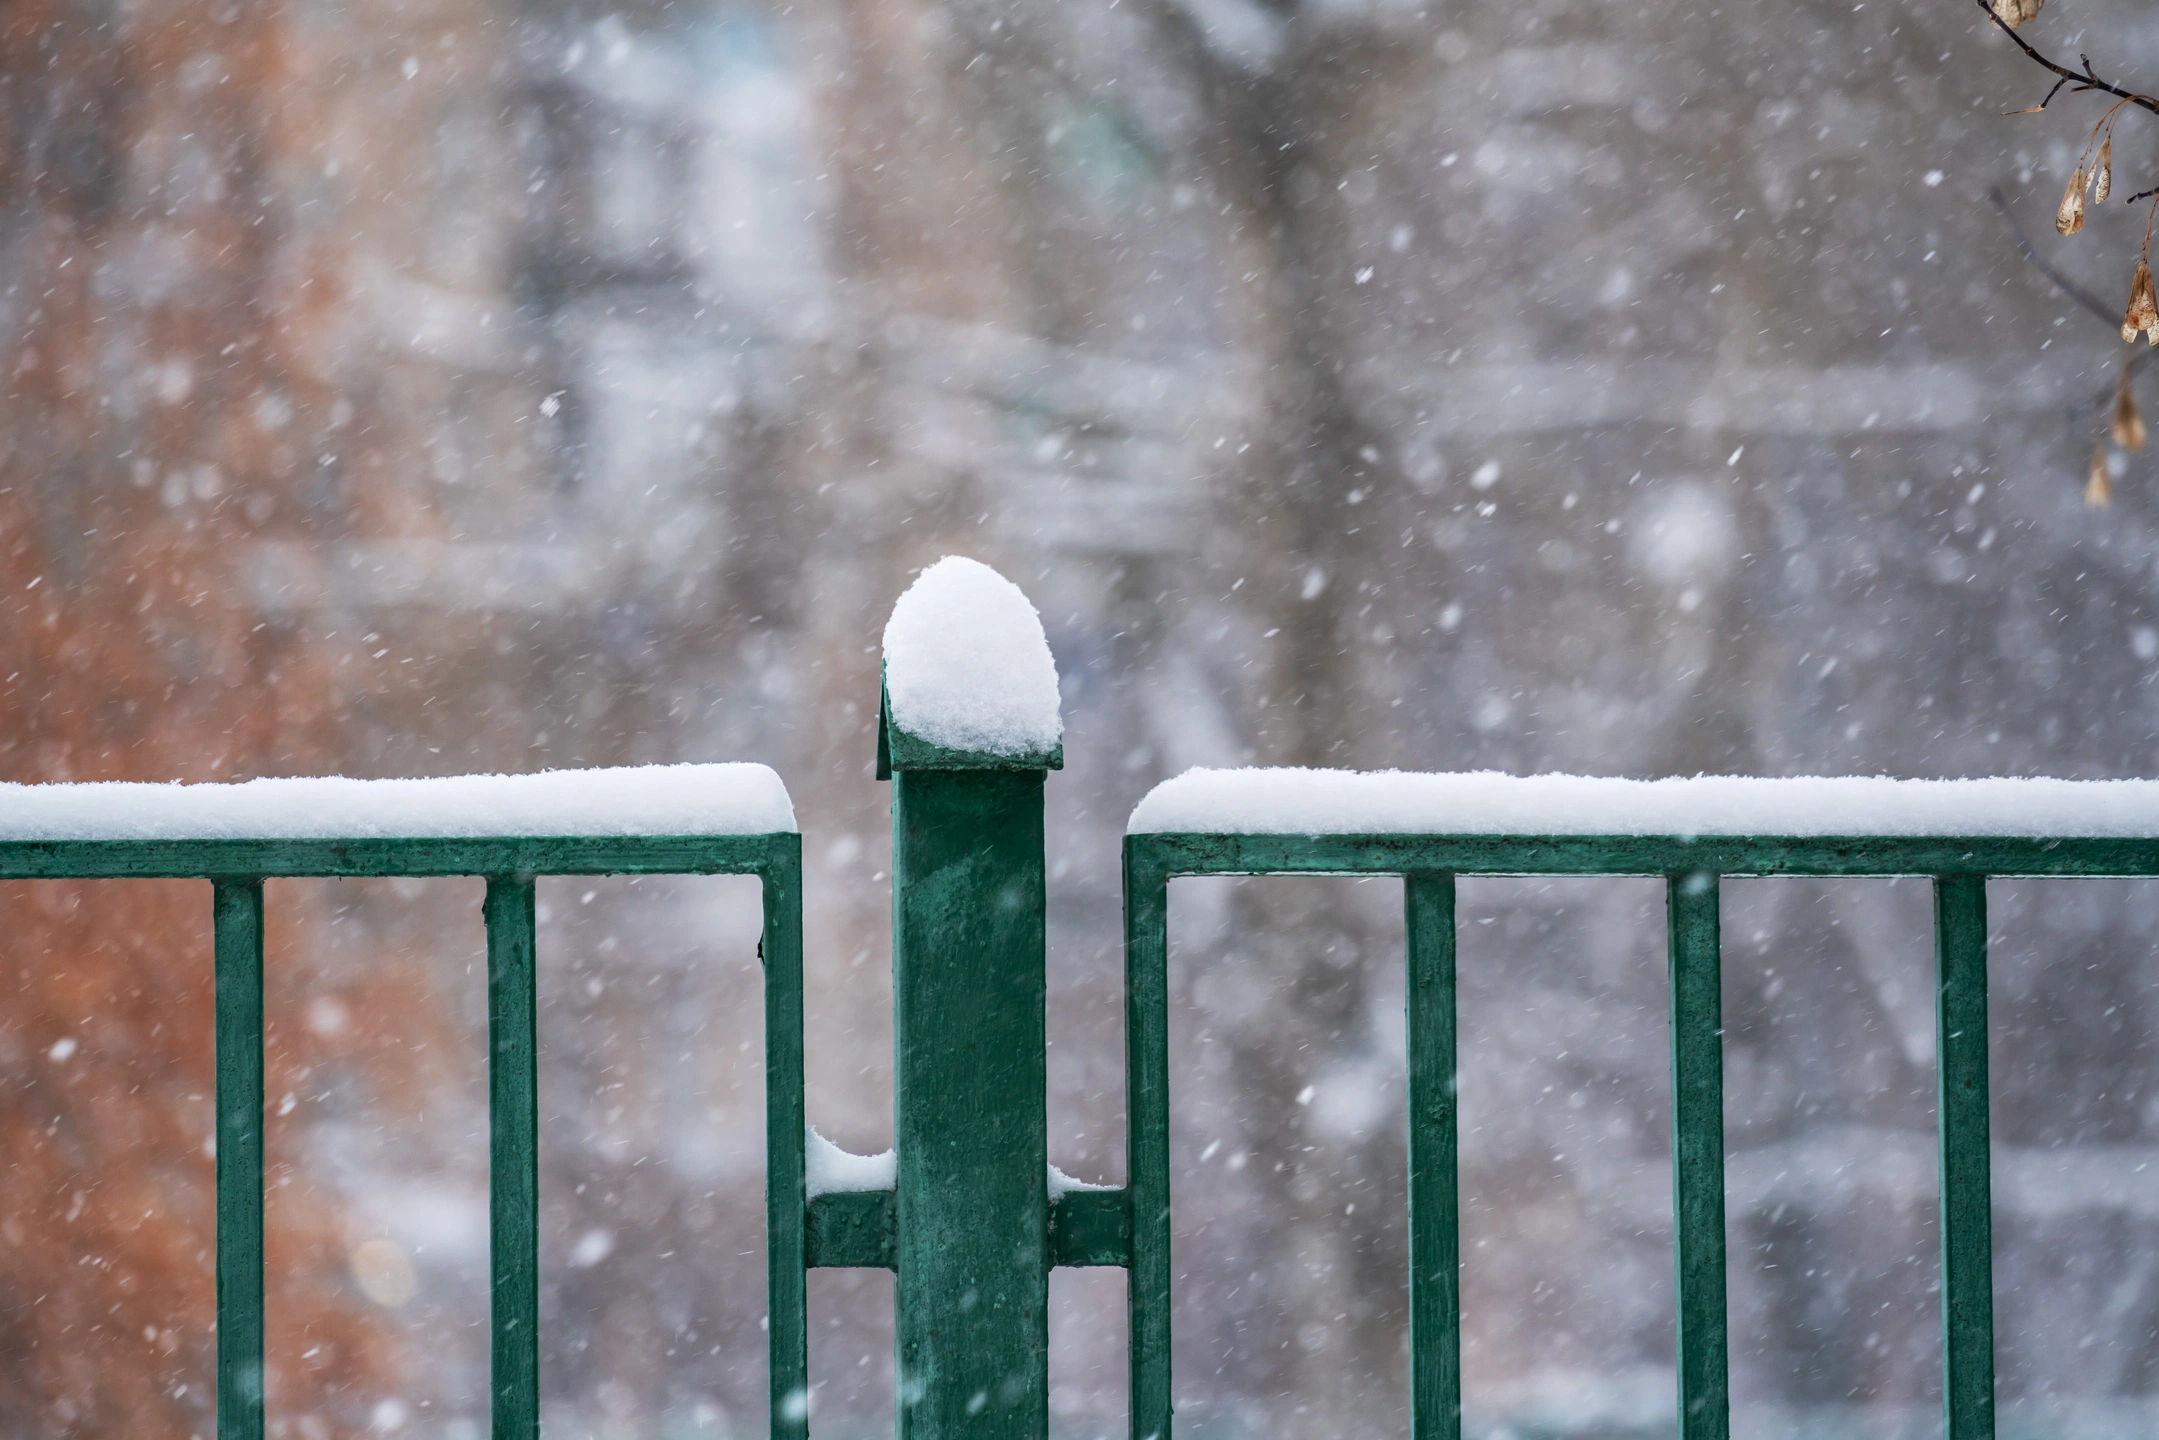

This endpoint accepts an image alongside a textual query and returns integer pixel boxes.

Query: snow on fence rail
[27,555,2154,1440]
[1128,766,2159,837]
[0,761,808,1440]
[0,762,796,841]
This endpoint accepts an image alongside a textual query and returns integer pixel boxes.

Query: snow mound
[882,556,1061,758]
[1127,768,2159,838]
[805,1126,895,1197]
[0,763,796,841]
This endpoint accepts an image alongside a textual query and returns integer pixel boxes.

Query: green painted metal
[1124,844,1174,1440]
[1404,874,1460,1440]
[13,826,796,1435]
[19,743,2095,1440]
[890,760,1051,1440]
[0,833,785,880]
[1935,875,1995,1440]
[803,1187,1132,1272]
[1667,873,1729,1440]
[807,1190,897,1269]
[1049,1188,1132,1268]
[213,879,266,1440]
[484,878,540,1440]
[1125,830,2159,879]
[763,855,812,1440]
[1119,829,2062,1440]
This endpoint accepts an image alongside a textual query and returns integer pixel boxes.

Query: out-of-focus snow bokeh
[5,0,2159,1435]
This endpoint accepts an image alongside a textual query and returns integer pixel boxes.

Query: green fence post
[880,631,1063,1439]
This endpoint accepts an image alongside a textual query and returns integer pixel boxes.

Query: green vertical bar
[763,841,810,1440]
[1405,874,1460,1440]
[1935,875,1995,1440]
[1124,841,1172,1440]
[892,769,1049,1440]
[214,879,266,1440]
[485,877,539,1440]
[1667,872,1728,1440]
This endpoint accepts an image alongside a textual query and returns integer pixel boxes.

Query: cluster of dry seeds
[2051,99,2151,504]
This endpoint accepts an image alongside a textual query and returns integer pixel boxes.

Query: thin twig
[2001,75,2071,113]
[1986,187,2159,388]
[1974,0,2159,117]
[1989,185,2119,323]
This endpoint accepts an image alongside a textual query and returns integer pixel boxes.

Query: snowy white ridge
[805,1126,895,1197]
[0,763,796,841]
[1127,768,2159,839]
[882,556,1062,757]
[1048,1162,1115,1198]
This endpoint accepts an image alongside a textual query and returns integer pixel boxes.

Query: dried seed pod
[1992,0,2043,28]
[2088,444,2113,507]
[2125,260,2159,343]
[2094,136,2114,203]
[2059,166,2088,235]
[2116,369,2147,450]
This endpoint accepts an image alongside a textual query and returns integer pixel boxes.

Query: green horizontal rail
[0,833,790,879]
[807,1190,896,1268]
[1051,1188,1133,1268]
[1132,830,2159,879]
[15,831,802,1440]
[805,1187,1131,1271]
[1126,830,2014,1440]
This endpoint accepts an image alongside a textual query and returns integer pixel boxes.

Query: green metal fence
[15,786,2117,1440]
[0,829,803,1440]
[1120,828,2159,1440]
[21,560,2155,1440]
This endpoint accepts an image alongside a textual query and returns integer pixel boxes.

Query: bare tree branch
[1972,0,2159,122]
[1990,185,2120,323]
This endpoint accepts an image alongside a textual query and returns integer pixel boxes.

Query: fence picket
[484,878,540,1440]
[1124,843,1174,1440]
[1667,872,1729,1440]
[213,878,266,1440]
[763,862,811,1439]
[1405,874,1461,1440]
[1935,875,1996,1440]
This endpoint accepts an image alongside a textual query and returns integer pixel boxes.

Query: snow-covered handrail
[11,763,807,1440]
[0,763,796,841]
[1127,767,2159,838]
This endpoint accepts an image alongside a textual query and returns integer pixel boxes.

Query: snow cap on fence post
[878,556,1063,775]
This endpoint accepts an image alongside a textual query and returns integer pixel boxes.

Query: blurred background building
[5,0,2159,1435]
